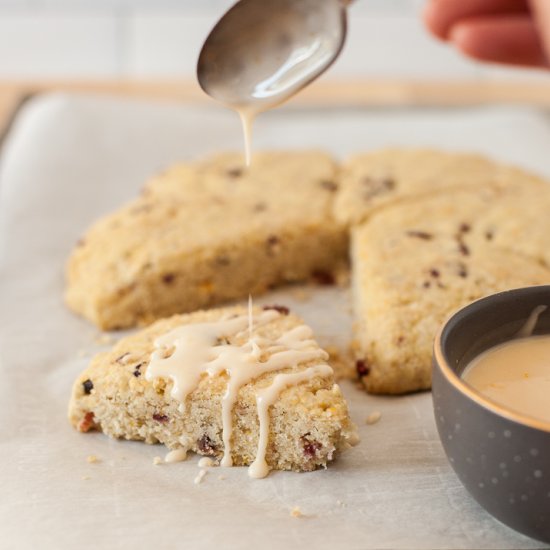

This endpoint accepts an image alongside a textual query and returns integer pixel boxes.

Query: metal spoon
[197,0,349,109]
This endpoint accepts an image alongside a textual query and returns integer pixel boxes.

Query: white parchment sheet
[1,94,549,550]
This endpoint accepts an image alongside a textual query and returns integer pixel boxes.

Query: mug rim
[433,285,550,434]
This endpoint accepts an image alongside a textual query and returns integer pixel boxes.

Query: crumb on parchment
[153,456,163,465]
[366,411,382,425]
[86,455,99,464]
[290,506,303,518]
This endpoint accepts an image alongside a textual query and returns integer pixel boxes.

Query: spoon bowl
[197,0,348,108]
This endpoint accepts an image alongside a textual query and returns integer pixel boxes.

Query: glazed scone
[335,149,545,226]
[69,305,357,476]
[66,151,347,330]
[352,186,550,394]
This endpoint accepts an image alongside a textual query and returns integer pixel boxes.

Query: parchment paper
[1,94,549,550]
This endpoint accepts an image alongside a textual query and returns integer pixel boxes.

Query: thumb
[529,0,550,62]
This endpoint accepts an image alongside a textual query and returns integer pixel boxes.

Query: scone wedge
[66,151,347,330]
[69,305,357,477]
[352,185,550,394]
[335,149,546,226]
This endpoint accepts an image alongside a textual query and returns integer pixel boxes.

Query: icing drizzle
[145,310,332,478]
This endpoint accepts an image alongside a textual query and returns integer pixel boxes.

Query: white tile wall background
[0,0,547,80]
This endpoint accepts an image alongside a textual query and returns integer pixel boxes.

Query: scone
[335,149,545,226]
[466,180,550,266]
[66,151,347,330]
[352,185,550,394]
[69,305,357,477]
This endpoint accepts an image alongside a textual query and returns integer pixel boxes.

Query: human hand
[423,0,550,68]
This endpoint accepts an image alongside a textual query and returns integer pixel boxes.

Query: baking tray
[0,93,548,549]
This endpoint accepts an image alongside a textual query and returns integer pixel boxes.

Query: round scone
[69,305,358,477]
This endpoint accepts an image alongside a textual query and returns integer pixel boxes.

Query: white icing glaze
[198,457,215,468]
[249,364,333,479]
[146,309,333,477]
[239,108,255,167]
[194,469,207,485]
[165,448,188,463]
[239,108,260,167]
[516,305,547,338]
[145,311,277,402]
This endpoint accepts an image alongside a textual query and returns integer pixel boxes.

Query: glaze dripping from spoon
[197,0,350,166]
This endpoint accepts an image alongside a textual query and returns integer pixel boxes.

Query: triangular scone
[69,305,357,476]
[335,149,546,226]
[466,181,550,267]
[351,186,550,395]
[66,151,347,330]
